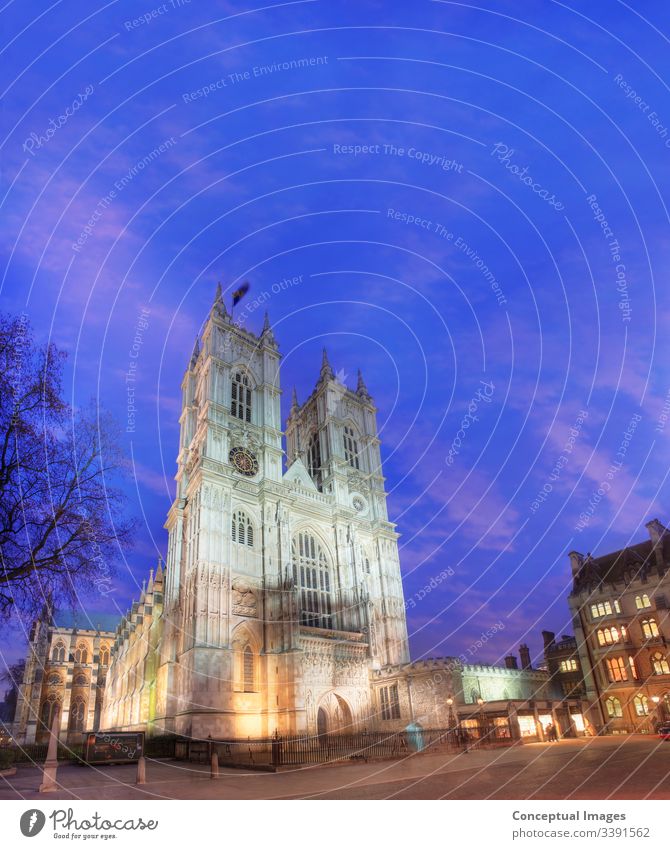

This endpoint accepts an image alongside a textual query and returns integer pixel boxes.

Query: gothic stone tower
[155,286,409,739]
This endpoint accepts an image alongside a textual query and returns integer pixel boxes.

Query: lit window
[292,531,333,629]
[633,695,649,716]
[343,426,360,469]
[591,601,617,619]
[628,656,639,680]
[641,618,660,639]
[231,372,252,423]
[231,510,254,547]
[605,697,622,718]
[559,658,578,672]
[606,656,627,682]
[635,594,651,610]
[380,684,401,720]
[651,652,670,675]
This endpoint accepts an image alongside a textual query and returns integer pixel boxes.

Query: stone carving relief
[232,579,257,617]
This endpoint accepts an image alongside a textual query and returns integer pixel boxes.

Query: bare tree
[0,314,133,622]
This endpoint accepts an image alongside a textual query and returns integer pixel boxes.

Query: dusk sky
[3,1,670,671]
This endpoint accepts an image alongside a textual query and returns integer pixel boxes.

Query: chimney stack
[504,655,518,670]
[542,630,556,650]
[519,644,532,670]
[568,550,585,576]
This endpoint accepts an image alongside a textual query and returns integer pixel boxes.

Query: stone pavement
[1,736,669,800]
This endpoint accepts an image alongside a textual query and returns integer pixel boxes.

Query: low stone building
[372,647,588,742]
[12,609,116,745]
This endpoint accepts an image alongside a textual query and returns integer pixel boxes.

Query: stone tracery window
[605,696,622,718]
[635,594,651,610]
[633,695,649,716]
[74,643,88,664]
[605,656,627,682]
[40,694,60,730]
[243,646,254,693]
[307,433,323,491]
[68,696,86,732]
[231,371,252,422]
[641,618,660,639]
[292,531,333,629]
[99,646,110,666]
[343,425,360,469]
[52,641,66,662]
[651,651,670,675]
[231,510,254,547]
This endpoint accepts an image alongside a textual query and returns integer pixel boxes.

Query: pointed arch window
[635,594,652,610]
[605,696,622,718]
[343,425,360,469]
[74,644,88,664]
[633,695,649,716]
[68,696,86,732]
[52,642,66,662]
[243,646,254,693]
[605,656,627,682]
[40,694,60,730]
[231,371,252,422]
[641,618,660,639]
[231,510,254,547]
[99,646,110,666]
[651,652,670,675]
[292,531,333,629]
[307,433,323,491]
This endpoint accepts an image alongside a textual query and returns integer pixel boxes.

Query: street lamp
[446,696,456,746]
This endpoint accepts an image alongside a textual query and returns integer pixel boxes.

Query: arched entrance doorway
[316,692,353,735]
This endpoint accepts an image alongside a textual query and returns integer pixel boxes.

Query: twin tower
[150,286,410,739]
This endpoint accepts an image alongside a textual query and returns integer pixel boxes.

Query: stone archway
[317,692,354,735]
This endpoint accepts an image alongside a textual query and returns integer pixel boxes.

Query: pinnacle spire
[212,281,229,319]
[291,386,299,411]
[320,347,334,380]
[190,336,200,368]
[356,368,371,398]
[261,311,277,345]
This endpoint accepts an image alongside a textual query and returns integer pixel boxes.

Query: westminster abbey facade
[13,286,584,746]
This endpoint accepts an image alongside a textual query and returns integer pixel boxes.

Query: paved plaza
[1,736,670,801]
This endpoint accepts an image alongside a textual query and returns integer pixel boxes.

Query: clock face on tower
[229,446,259,477]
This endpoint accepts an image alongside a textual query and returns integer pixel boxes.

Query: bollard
[136,755,146,785]
[210,749,219,779]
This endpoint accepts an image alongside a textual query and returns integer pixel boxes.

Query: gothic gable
[282,457,318,491]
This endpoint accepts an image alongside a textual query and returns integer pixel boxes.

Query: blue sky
[3,1,670,670]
